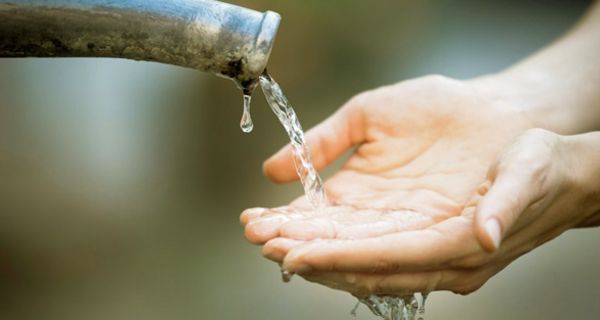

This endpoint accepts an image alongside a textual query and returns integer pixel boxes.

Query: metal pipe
[0,0,280,93]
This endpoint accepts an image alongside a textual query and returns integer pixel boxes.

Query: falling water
[240,94,254,133]
[258,72,326,208]
[354,293,429,320]
[417,293,429,320]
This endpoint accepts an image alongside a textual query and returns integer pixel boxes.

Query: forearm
[474,1,600,134]
[567,131,600,228]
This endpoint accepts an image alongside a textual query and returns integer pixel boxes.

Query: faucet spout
[0,0,280,93]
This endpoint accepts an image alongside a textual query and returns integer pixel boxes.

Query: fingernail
[485,219,502,250]
[283,254,311,274]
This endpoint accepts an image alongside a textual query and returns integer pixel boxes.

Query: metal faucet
[0,0,281,93]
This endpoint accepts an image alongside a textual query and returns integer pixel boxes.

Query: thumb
[263,100,366,183]
[474,165,535,253]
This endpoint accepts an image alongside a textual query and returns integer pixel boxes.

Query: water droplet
[281,269,294,283]
[240,94,253,133]
[350,300,361,317]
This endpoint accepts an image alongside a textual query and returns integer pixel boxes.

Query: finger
[263,209,434,263]
[278,209,432,241]
[243,200,335,245]
[264,237,489,289]
[244,215,289,245]
[279,217,338,240]
[303,270,463,296]
[282,217,480,274]
[460,181,490,219]
[475,128,558,252]
[301,261,510,296]
[244,207,304,244]
[474,167,537,253]
[240,207,269,226]
[263,238,305,263]
[263,99,366,183]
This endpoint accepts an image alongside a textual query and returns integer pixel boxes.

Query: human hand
[243,75,532,245]
[241,0,600,297]
[241,75,536,290]
[242,75,533,245]
[248,129,600,296]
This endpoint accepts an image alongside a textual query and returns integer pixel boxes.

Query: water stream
[242,71,428,320]
[258,72,326,208]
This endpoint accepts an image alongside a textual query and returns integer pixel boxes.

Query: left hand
[240,74,536,295]
[254,129,599,296]
[242,75,533,248]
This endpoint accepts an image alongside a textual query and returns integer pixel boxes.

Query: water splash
[416,293,429,320]
[354,294,428,320]
[240,94,254,133]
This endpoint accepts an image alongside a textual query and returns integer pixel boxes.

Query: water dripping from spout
[240,94,253,133]
[258,72,326,208]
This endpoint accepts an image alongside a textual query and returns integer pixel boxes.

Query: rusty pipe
[0,0,280,93]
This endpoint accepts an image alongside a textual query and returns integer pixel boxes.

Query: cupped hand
[250,128,598,296]
[241,75,537,294]
[242,75,531,243]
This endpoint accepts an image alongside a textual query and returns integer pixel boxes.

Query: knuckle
[523,127,551,139]
[346,91,374,109]
[344,272,359,286]
[520,129,559,157]
[371,256,395,272]
[287,248,310,267]
[510,146,544,168]
[498,133,559,183]
[370,261,387,273]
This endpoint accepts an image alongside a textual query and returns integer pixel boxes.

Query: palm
[243,76,532,245]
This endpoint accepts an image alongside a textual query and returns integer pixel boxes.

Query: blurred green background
[0,0,598,319]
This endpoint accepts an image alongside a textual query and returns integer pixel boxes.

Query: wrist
[564,132,600,227]
[470,70,597,135]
